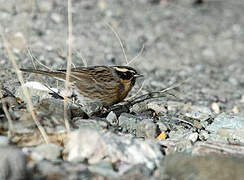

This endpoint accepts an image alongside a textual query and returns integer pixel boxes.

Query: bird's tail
[20,68,66,80]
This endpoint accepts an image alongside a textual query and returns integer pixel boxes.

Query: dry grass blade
[0,27,49,143]
[63,0,72,133]
[159,77,192,93]
[27,47,52,70]
[74,49,88,67]
[126,44,145,66]
[27,47,37,69]
[126,80,145,101]
[106,23,128,64]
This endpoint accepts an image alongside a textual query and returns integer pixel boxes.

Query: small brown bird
[20,66,142,106]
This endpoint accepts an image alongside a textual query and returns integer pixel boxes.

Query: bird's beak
[134,74,143,78]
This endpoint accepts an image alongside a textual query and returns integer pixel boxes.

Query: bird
[20,66,142,106]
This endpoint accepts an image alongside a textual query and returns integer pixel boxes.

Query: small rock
[118,113,157,138]
[106,111,118,126]
[15,82,60,105]
[232,106,239,114]
[211,102,220,114]
[199,130,209,141]
[31,143,62,161]
[118,113,138,134]
[130,103,148,114]
[207,113,244,132]
[147,100,167,115]
[136,119,157,138]
[185,105,213,121]
[187,133,198,143]
[157,121,169,132]
[73,118,108,132]
[217,128,244,144]
[51,13,62,24]
[67,128,106,163]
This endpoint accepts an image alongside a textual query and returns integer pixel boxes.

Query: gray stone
[217,128,244,144]
[130,103,148,114]
[106,111,118,126]
[15,82,58,105]
[31,143,62,161]
[66,128,163,170]
[147,100,167,115]
[199,130,209,141]
[118,113,138,134]
[66,128,106,163]
[207,113,244,132]
[118,113,157,138]
[187,133,198,143]
[0,146,28,180]
[73,118,108,132]
[157,121,169,132]
[185,106,213,121]
[136,119,157,138]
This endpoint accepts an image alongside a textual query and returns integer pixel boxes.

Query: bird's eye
[117,71,134,80]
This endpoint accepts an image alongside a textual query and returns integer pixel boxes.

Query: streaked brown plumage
[20,66,142,106]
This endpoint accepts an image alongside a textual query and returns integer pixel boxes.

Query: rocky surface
[1,0,244,179]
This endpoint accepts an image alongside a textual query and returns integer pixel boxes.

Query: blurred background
[1,0,244,113]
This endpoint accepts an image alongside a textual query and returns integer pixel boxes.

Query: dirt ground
[1,0,244,112]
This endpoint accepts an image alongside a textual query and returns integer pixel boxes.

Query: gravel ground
[1,0,244,179]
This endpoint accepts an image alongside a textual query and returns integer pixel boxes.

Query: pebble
[106,111,118,126]
[31,143,62,161]
[184,105,213,121]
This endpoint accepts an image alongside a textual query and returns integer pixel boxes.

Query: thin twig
[0,27,49,143]
[64,0,72,133]
[126,44,145,65]
[27,47,37,69]
[74,49,88,67]
[160,77,191,93]
[106,23,128,64]
[126,80,145,101]
[27,47,52,70]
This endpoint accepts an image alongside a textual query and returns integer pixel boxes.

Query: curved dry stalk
[74,49,88,67]
[126,44,145,66]
[0,27,49,144]
[27,47,52,71]
[106,23,128,64]
[159,77,191,93]
[27,47,37,69]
